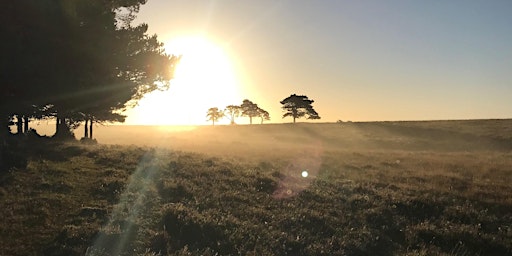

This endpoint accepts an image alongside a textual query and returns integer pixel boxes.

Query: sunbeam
[87,150,164,255]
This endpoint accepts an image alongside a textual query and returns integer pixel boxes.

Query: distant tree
[257,108,270,124]
[240,99,260,125]
[206,107,225,126]
[225,105,242,125]
[280,94,320,123]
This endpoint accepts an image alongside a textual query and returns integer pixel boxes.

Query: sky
[124,0,512,125]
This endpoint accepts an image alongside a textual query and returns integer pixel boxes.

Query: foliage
[240,99,269,125]
[206,107,224,126]
[0,0,179,138]
[240,99,260,125]
[257,108,270,124]
[224,105,241,125]
[280,94,320,123]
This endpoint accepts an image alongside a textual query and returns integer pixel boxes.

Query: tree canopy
[206,107,225,126]
[257,109,270,124]
[225,105,241,125]
[280,94,320,123]
[1,0,179,139]
[240,99,260,125]
[239,99,270,125]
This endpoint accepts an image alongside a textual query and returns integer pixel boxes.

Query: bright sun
[125,36,242,125]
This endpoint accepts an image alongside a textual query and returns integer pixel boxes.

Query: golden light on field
[125,36,242,125]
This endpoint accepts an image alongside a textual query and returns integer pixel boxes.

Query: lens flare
[273,142,324,199]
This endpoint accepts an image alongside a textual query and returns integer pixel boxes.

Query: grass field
[1,120,512,255]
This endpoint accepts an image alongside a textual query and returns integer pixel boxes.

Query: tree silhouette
[1,1,64,136]
[47,8,179,138]
[225,105,242,125]
[0,0,179,140]
[280,94,320,123]
[206,107,225,126]
[82,111,125,140]
[257,108,270,124]
[240,99,260,125]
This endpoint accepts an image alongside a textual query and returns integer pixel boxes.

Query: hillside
[1,120,511,255]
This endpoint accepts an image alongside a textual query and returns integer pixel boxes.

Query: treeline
[207,94,321,125]
[206,99,270,125]
[0,0,179,141]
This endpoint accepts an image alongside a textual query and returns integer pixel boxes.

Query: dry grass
[1,120,511,255]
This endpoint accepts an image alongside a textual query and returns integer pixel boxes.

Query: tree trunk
[55,116,60,135]
[84,119,89,138]
[89,119,93,139]
[293,116,296,123]
[16,115,23,134]
[249,116,252,125]
[23,116,29,133]
[54,117,72,139]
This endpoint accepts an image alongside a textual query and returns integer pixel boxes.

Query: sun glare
[125,36,242,125]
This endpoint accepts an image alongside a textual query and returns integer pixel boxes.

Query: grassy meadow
[1,119,512,255]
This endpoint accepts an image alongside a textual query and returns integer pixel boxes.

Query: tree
[206,107,224,126]
[46,2,179,138]
[225,105,241,125]
[82,111,126,140]
[1,1,65,136]
[0,0,179,140]
[257,108,270,124]
[280,94,320,123]
[240,99,260,125]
